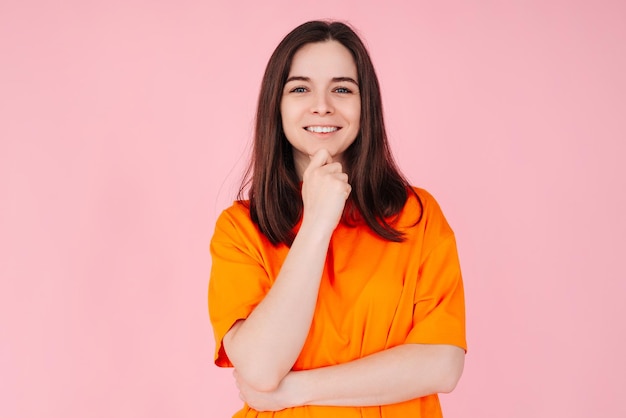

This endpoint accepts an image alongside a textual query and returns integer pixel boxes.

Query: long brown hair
[238,20,422,246]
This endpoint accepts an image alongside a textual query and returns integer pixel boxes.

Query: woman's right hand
[301,149,352,234]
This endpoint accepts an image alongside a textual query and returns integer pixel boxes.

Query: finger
[332,171,348,182]
[308,148,332,168]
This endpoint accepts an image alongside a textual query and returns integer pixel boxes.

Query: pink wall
[1,1,624,417]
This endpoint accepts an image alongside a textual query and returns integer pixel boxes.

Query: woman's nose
[310,91,333,115]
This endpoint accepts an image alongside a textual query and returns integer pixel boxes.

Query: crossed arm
[222,209,465,411]
[222,151,465,411]
[233,342,464,411]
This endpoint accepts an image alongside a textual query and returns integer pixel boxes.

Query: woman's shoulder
[405,186,444,217]
[213,200,257,240]
[219,199,251,219]
[411,186,434,204]
[402,186,454,237]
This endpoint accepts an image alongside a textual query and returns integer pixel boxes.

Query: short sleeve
[405,233,467,351]
[208,208,272,367]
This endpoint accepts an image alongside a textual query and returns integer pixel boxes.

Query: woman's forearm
[223,221,332,391]
[224,151,352,392]
[294,344,465,407]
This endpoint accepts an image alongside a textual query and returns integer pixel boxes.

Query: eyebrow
[285,76,359,86]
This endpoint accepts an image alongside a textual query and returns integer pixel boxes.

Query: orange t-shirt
[209,187,466,417]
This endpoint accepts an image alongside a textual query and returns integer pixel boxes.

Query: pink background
[1,1,625,417]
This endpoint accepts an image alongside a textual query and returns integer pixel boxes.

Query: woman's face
[280,40,361,178]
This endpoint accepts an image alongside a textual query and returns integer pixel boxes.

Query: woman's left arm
[235,342,464,411]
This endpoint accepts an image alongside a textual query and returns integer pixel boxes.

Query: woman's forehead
[288,41,357,80]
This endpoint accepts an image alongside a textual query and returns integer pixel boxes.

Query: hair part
[238,20,422,246]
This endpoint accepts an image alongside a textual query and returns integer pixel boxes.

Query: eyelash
[288,86,353,94]
[334,87,352,94]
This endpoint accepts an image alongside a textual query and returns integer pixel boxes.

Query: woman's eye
[290,87,307,93]
[334,87,352,94]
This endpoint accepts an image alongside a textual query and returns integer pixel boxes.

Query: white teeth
[305,126,339,133]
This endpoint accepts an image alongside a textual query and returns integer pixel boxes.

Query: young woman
[209,20,466,417]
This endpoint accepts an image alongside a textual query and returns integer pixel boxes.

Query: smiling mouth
[304,126,340,133]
